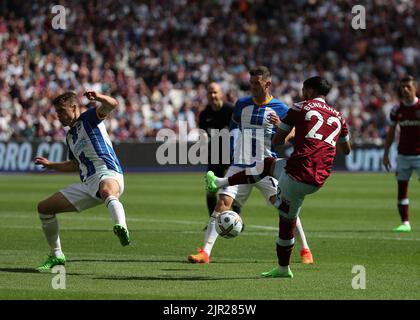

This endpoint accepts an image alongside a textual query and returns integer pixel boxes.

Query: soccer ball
[215,211,244,239]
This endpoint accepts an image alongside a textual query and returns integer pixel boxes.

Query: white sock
[296,216,309,250]
[203,211,220,256]
[105,196,127,229]
[278,265,291,273]
[39,213,63,257]
[215,177,229,188]
[403,221,411,227]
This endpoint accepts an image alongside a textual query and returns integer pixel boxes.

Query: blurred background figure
[199,82,239,216]
[383,76,420,233]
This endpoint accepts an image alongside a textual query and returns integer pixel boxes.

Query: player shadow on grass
[93,275,260,281]
[0,267,40,274]
[67,259,265,264]
[67,258,183,263]
[0,267,87,276]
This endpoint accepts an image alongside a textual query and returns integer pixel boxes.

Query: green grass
[0,172,419,299]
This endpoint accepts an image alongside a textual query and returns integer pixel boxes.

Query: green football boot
[37,254,66,271]
[261,267,293,278]
[392,224,411,232]
[205,171,218,193]
[113,224,130,246]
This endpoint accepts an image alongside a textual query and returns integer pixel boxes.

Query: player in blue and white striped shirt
[34,91,129,270]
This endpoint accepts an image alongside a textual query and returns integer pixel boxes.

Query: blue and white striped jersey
[66,107,123,182]
[230,96,288,167]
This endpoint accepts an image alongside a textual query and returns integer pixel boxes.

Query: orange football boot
[300,248,314,264]
[188,248,210,264]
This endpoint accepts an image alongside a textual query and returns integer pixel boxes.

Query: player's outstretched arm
[382,125,396,171]
[272,128,290,146]
[84,91,118,118]
[284,128,295,144]
[337,140,351,155]
[34,156,79,172]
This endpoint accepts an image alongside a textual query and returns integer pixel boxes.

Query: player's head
[52,92,80,127]
[207,82,224,110]
[399,75,418,102]
[302,76,331,100]
[249,66,272,99]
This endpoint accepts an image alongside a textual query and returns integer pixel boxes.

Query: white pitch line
[1,220,419,241]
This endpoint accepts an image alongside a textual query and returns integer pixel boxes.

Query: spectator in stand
[0,0,418,143]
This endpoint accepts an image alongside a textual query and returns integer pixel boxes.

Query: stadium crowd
[0,0,419,144]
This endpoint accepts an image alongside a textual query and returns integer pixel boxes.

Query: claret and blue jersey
[230,96,288,167]
[66,107,123,182]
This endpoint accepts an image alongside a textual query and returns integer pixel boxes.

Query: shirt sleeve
[229,100,242,130]
[338,117,350,142]
[274,102,289,120]
[389,105,398,126]
[278,109,299,132]
[81,107,103,127]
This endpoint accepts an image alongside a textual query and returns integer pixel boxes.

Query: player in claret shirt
[383,76,420,233]
[34,91,130,271]
[189,66,314,265]
[207,76,351,278]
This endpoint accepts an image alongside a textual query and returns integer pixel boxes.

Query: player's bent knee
[99,189,111,200]
[100,191,119,201]
[99,180,120,200]
[37,200,53,215]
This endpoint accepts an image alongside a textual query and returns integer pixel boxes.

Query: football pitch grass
[0,172,419,300]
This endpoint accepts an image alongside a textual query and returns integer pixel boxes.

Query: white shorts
[218,165,278,207]
[273,158,319,219]
[396,154,420,181]
[60,170,124,212]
